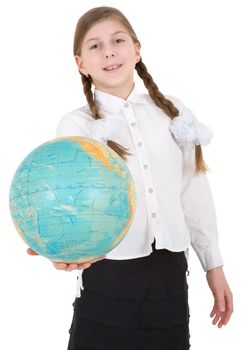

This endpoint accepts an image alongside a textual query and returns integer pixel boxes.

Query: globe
[9,136,136,263]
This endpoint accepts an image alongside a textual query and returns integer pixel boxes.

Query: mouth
[103,64,123,72]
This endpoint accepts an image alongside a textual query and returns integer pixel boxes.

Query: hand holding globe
[26,247,106,271]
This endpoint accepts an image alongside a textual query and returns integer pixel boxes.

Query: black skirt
[68,240,190,350]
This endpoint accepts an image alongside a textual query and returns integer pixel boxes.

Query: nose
[105,53,115,59]
[104,44,115,59]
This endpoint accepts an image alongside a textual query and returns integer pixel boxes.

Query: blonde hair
[74,6,207,173]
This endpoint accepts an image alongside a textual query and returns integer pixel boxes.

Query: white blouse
[56,86,223,273]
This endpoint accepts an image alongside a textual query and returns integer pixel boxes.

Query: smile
[103,64,123,71]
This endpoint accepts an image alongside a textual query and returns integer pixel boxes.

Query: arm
[181,147,233,326]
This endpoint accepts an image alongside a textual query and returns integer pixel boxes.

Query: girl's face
[75,19,141,98]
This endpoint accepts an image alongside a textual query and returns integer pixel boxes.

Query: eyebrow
[85,31,127,44]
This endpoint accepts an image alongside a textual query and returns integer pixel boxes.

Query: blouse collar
[94,85,147,114]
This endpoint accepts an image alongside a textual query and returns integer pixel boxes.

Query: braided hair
[74,6,207,172]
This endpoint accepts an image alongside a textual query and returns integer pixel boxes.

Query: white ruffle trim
[84,107,213,148]
[169,107,213,148]
[86,118,122,144]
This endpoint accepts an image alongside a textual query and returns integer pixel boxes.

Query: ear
[74,55,88,76]
[134,42,141,63]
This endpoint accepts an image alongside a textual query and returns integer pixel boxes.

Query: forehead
[83,19,128,42]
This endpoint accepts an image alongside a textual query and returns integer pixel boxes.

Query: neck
[95,83,135,100]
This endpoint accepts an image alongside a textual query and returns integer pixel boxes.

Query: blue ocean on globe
[9,137,136,262]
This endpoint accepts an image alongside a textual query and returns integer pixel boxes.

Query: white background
[0,0,244,349]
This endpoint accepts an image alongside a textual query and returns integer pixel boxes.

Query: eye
[115,38,125,44]
[89,43,101,50]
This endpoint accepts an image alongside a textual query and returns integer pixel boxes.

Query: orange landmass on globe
[70,136,126,178]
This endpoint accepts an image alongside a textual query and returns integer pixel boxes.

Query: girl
[28,6,233,350]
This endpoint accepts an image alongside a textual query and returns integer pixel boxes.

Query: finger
[212,311,222,326]
[222,310,232,326]
[65,263,79,271]
[27,248,39,256]
[222,294,233,325]
[210,305,216,318]
[53,262,68,270]
[218,310,230,328]
[75,257,105,269]
[218,315,225,328]
[79,255,107,269]
[83,263,91,269]
[76,263,91,270]
[66,263,92,271]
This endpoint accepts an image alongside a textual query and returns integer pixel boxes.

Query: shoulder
[55,105,92,138]
[165,94,186,112]
[165,95,214,148]
[55,105,122,144]
[139,92,186,113]
[58,105,92,125]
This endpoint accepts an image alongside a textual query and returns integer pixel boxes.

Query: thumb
[27,248,39,256]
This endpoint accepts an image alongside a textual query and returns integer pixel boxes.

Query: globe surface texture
[9,136,136,262]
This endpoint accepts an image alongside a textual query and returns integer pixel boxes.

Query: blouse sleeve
[56,110,121,144]
[167,94,223,271]
[55,113,89,138]
[180,135,223,272]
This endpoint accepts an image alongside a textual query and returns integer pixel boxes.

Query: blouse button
[138,142,143,147]
[143,164,148,169]
[151,212,156,218]
[148,188,153,193]
[131,122,136,127]
[124,103,129,108]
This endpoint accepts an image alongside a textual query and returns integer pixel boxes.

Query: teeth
[104,65,120,71]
